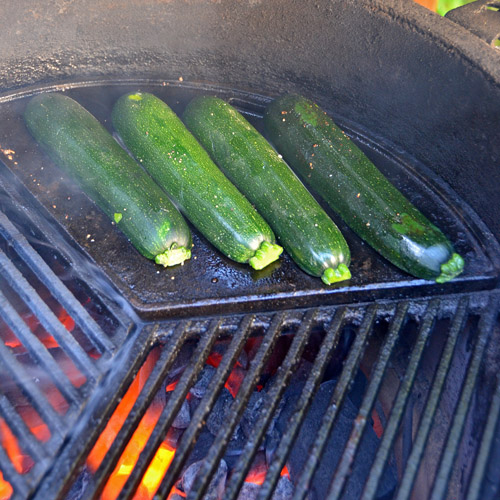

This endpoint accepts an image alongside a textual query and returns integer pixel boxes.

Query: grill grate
[0,188,134,499]
[6,293,493,500]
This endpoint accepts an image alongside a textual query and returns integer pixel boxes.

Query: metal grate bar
[0,440,30,499]
[292,305,377,500]
[0,211,115,355]
[0,248,99,382]
[0,338,64,442]
[83,319,194,500]
[0,288,82,406]
[155,314,255,499]
[0,396,47,465]
[327,301,409,500]
[430,297,498,500]
[31,325,152,500]
[118,318,224,500]
[186,311,287,500]
[467,373,500,500]
[394,297,468,500]
[360,299,440,500]
[257,307,348,500]
[224,309,318,499]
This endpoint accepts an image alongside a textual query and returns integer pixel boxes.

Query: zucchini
[182,96,351,285]
[264,94,464,283]
[24,92,192,267]
[111,92,282,270]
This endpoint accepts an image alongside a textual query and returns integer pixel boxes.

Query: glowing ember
[100,408,175,500]
[0,419,32,500]
[0,420,27,474]
[88,348,177,500]
[166,380,178,392]
[245,461,290,486]
[0,470,13,500]
[87,350,159,471]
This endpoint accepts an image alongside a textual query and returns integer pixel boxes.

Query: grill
[1,1,500,499]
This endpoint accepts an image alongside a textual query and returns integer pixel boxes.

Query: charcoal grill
[1,1,500,499]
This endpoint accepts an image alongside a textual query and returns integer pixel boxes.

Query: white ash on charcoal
[190,365,217,399]
[240,388,285,441]
[164,426,184,449]
[237,481,260,500]
[236,476,294,500]
[206,387,243,439]
[177,458,228,500]
[171,398,191,429]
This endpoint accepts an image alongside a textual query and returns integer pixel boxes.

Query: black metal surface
[6,292,491,500]
[0,81,497,321]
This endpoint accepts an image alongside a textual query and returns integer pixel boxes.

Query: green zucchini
[182,96,351,285]
[264,94,464,283]
[111,92,282,270]
[24,92,191,267]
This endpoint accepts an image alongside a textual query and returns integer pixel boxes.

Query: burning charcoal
[181,458,227,500]
[275,379,397,500]
[245,451,267,484]
[190,365,217,399]
[167,494,185,500]
[237,480,294,500]
[206,387,237,436]
[241,391,266,439]
[165,343,196,386]
[172,398,191,429]
[225,364,246,398]
[265,426,281,465]
[237,348,249,369]
[237,482,260,500]
[238,453,294,500]
[241,389,285,440]
[165,427,184,449]
[272,475,294,500]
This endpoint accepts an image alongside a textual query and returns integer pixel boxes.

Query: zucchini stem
[155,246,191,267]
[435,253,464,283]
[249,241,283,270]
[322,263,351,285]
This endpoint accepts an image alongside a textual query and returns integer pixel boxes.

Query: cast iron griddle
[0,80,498,319]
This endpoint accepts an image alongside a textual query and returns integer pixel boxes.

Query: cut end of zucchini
[155,245,192,267]
[321,263,351,285]
[435,253,464,283]
[249,241,283,270]
[128,93,143,101]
